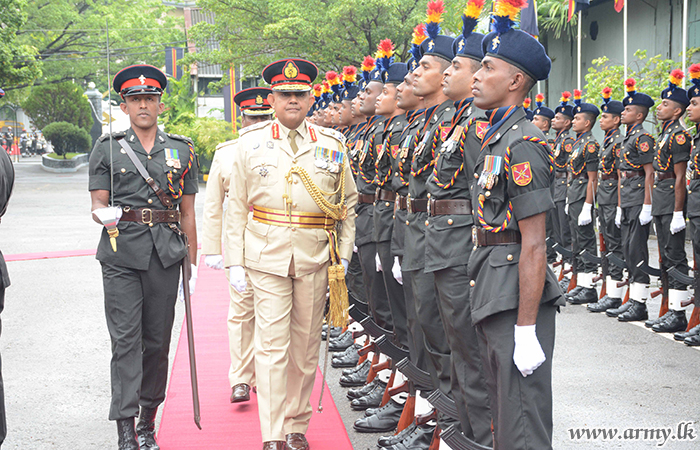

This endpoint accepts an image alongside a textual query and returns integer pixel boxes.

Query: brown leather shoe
[230,383,250,403]
[285,433,309,450]
[262,441,287,450]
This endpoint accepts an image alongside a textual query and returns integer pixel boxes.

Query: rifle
[441,424,493,450]
[567,252,578,293]
[396,357,435,391]
[682,254,700,330]
[597,226,608,299]
[396,383,416,433]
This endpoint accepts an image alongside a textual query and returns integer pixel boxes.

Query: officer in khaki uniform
[201,87,273,403]
[89,65,198,450]
[224,58,357,450]
[469,6,563,448]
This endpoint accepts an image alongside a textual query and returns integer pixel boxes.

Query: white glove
[639,203,652,226]
[615,206,622,228]
[513,324,546,377]
[341,258,349,275]
[375,253,383,272]
[670,210,686,234]
[178,264,198,301]
[229,265,247,293]
[578,202,592,226]
[564,203,569,215]
[93,206,122,227]
[392,256,403,285]
[353,245,358,253]
[204,254,224,270]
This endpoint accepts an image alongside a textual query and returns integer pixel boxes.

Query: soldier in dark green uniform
[680,65,700,345]
[469,7,563,448]
[532,96,558,265]
[373,46,409,349]
[565,94,600,304]
[422,7,492,445]
[607,78,656,322]
[0,127,13,447]
[646,70,692,333]
[89,65,198,450]
[551,92,575,286]
[588,89,626,312]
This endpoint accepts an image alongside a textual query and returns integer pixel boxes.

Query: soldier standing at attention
[201,87,273,403]
[608,79,656,322]
[645,70,692,333]
[565,91,600,305]
[89,65,199,450]
[224,58,357,450]
[588,88,627,312]
[469,0,563,447]
[0,124,13,448]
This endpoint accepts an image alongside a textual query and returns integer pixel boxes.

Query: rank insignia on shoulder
[512,161,532,186]
[587,143,597,153]
[565,143,572,153]
[475,121,488,140]
[99,131,126,142]
[676,134,687,145]
[639,141,650,152]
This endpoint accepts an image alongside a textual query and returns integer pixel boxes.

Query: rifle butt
[396,394,416,433]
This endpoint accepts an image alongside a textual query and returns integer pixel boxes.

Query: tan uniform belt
[252,205,335,230]
[121,208,180,225]
[472,227,521,247]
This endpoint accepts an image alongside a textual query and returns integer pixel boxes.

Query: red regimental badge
[565,143,572,153]
[676,134,686,146]
[512,161,532,186]
[640,142,649,152]
[475,121,488,140]
[391,145,399,158]
[587,143,597,153]
[440,126,452,141]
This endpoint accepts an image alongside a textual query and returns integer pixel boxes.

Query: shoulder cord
[358,132,376,185]
[166,142,195,199]
[411,126,439,177]
[431,117,473,189]
[374,131,393,187]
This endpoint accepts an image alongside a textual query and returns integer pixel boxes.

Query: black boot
[685,333,700,346]
[617,300,648,322]
[587,296,622,313]
[568,287,598,305]
[117,418,139,450]
[558,277,570,292]
[136,407,160,450]
[564,286,585,301]
[674,324,700,341]
[606,300,632,318]
[645,311,673,328]
[652,310,688,333]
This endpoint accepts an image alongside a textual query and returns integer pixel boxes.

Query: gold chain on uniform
[284,163,347,222]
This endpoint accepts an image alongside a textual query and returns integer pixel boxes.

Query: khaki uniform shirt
[225,119,358,277]
[201,139,237,255]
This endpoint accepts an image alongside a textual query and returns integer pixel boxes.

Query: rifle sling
[116,138,173,208]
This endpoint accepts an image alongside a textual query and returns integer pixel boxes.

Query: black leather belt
[406,197,428,213]
[472,227,521,247]
[428,198,472,216]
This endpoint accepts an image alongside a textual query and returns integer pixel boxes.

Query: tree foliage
[538,0,579,41]
[43,121,91,157]
[0,0,42,86]
[8,0,185,93]
[160,76,197,130]
[22,82,93,131]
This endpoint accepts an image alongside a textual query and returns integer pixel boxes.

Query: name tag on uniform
[164,148,181,169]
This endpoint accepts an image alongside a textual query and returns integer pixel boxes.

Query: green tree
[0,0,42,86]
[538,0,579,41]
[22,82,93,131]
[8,0,184,93]
[169,117,236,174]
[160,76,197,129]
[42,121,91,157]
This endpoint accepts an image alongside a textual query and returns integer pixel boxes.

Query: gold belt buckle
[407,195,413,214]
[472,226,479,247]
[427,198,433,216]
[141,208,153,225]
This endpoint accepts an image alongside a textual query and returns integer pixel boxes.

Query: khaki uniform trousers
[248,260,329,442]
[226,269,256,388]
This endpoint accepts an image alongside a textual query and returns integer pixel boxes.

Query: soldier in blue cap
[588,88,627,312]
[89,64,198,450]
[468,0,563,447]
[551,91,575,288]
[607,78,657,322]
[645,70,692,332]
[565,92,601,305]
[531,94,557,265]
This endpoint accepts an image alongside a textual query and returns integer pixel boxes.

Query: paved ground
[1,157,699,449]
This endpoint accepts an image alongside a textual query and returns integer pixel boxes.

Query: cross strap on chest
[117,138,173,208]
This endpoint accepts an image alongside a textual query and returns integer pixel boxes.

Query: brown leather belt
[555,171,567,179]
[358,193,375,204]
[472,227,521,247]
[375,188,395,202]
[428,198,472,217]
[600,173,618,181]
[621,170,645,179]
[407,197,428,213]
[121,208,181,225]
[690,171,700,181]
[569,172,588,180]
[655,171,675,181]
[395,195,408,211]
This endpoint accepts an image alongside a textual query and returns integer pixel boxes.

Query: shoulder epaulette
[98,131,127,142]
[215,138,239,151]
[239,120,271,136]
[316,125,347,145]
[167,133,194,145]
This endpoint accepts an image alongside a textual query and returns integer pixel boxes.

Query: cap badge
[491,36,500,51]
[283,61,299,79]
[138,75,146,85]
[667,91,672,97]
[427,40,435,52]
[255,95,263,105]
[458,40,465,52]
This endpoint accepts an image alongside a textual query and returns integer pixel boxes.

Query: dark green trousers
[102,250,180,420]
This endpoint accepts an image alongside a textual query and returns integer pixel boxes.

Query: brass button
[427,193,431,198]
[470,280,475,287]
[567,183,570,187]
[512,125,518,130]
[473,246,477,251]
[148,199,153,204]
[385,202,390,207]
[120,149,126,154]
[670,185,674,189]
[425,220,429,226]
[395,173,399,176]
[638,184,642,187]
[507,254,514,261]
[174,169,178,173]
[447,219,453,225]
[485,191,491,198]
[393,215,396,219]
[579,180,583,184]
[121,168,126,173]
[620,185,623,189]
[147,155,152,160]
[406,220,410,225]
[148,223,154,227]
[653,184,657,188]
[474,173,479,178]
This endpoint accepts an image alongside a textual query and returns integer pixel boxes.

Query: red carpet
[4,248,96,261]
[157,257,353,450]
